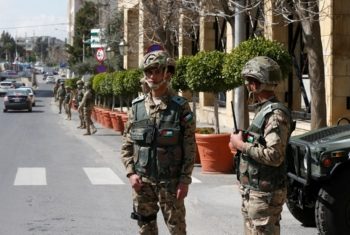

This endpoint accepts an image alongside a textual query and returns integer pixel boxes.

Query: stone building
[70,0,350,128]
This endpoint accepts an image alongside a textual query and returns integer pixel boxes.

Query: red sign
[95,48,106,62]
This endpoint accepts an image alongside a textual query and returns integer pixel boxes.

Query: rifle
[230,102,262,180]
[231,101,241,180]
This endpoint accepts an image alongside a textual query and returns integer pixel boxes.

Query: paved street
[0,77,319,234]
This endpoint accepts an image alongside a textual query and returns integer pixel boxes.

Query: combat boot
[84,125,91,135]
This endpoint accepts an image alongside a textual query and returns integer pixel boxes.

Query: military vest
[64,92,71,104]
[77,89,84,102]
[130,95,186,182]
[239,99,292,192]
[58,88,66,98]
[83,90,94,108]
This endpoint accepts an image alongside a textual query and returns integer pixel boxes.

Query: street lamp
[118,39,128,56]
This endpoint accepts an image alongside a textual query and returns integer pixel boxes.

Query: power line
[0,23,69,30]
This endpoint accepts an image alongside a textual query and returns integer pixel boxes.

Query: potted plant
[222,37,292,91]
[172,55,201,163]
[185,51,239,173]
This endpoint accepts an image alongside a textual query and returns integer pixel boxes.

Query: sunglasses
[145,68,163,77]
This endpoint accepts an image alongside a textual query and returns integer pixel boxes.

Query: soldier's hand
[228,142,238,156]
[129,174,143,192]
[176,183,189,200]
[230,131,244,151]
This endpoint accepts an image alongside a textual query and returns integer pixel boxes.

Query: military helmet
[141,45,175,72]
[241,56,282,85]
[84,81,92,89]
[76,80,84,85]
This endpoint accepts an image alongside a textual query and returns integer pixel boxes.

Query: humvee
[286,118,350,234]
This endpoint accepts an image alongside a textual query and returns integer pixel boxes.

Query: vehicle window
[7,89,28,96]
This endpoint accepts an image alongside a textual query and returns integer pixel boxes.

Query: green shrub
[92,72,107,95]
[171,55,192,92]
[112,70,126,96]
[124,69,142,96]
[185,51,227,93]
[222,37,292,87]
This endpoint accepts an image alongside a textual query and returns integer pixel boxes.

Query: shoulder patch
[132,95,145,104]
[171,96,187,106]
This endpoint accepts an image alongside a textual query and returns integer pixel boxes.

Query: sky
[0,0,68,41]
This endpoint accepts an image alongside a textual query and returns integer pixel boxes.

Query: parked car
[46,76,55,84]
[3,89,32,112]
[16,87,36,106]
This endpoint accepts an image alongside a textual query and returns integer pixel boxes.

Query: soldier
[53,82,59,102]
[75,80,86,128]
[229,56,294,235]
[64,86,73,120]
[78,82,97,135]
[120,45,196,235]
[56,82,66,114]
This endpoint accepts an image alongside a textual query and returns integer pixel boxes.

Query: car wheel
[286,197,316,227]
[315,170,350,234]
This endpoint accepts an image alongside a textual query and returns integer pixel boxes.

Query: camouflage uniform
[78,83,96,135]
[121,47,196,235]
[232,56,294,235]
[56,83,66,114]
[64,87,73,120]
[76,80,85,128]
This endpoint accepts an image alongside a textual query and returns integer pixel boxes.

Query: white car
[16,87,36,106]
[0,81,13,96]
[46,76,55,84]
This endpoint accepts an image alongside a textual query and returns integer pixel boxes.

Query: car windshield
[18,88,33,93]
[0,82,12,87]
[6,89,28,96]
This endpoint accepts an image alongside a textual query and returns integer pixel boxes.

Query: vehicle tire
[315,170,350,235]
[286,199,316,227]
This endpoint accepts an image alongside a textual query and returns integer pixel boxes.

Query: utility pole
[83,34,85,63]
[234,0,249,129]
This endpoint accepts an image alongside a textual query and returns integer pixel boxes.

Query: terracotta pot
[120,113,128,131]
[115,114,125,134]
[95,108,102,124]
[91,107,97,121]
[110,112,118,130]
[195,133,233,173]
[102,110,113,128]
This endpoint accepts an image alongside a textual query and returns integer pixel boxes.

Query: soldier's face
[144,67,169,90]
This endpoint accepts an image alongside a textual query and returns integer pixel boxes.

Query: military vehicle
[286,118,350,234]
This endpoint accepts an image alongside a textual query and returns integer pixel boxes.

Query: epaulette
[132,95,145,104]
[171,96,187,106]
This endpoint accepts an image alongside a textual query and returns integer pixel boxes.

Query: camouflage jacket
[240,97,292,191]
[121,89,196,185]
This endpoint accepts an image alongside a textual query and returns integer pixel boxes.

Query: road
[0,76,319,234]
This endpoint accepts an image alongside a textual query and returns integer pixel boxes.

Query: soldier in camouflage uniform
[229,56,294,235]
[75,80,86,128]
[56,82,66,114]
[78,82,97,135]
[64,86,73,120]
[121,46,196,235]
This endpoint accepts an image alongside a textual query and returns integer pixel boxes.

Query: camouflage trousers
[64,103,71,119]
[240,186,287,235]
[83,107,96,133]
[58,98,64,113]
[132,181,186,235]
[78,107,85,127]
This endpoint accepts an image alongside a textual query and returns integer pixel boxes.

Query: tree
[67,1,99,66]
[274,0,326,128]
